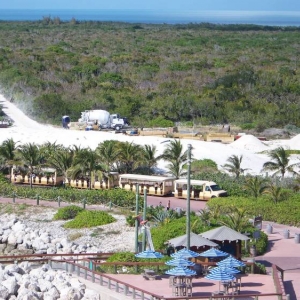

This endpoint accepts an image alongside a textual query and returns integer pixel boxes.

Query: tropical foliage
[262,147,300,178]
[222,155,248,179]
[0,22,300,129]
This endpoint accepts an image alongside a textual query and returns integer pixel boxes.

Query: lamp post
[142,186,147,251]
[186,144,192,250]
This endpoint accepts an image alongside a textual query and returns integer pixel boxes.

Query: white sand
[0,93,298,176]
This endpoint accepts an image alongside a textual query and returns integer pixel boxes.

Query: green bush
[53,205,84,220]
[146,116,174,128]
[99,251,170,274]
[64,210,115,228]
[0,182,139,209]
[207,195,300,226]
[240,123,256,130]
[126,215,136,227]
[151,215,210,250]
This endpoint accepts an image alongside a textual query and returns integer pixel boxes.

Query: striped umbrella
[205,268,235,281]
[135,249,164,259]
[199,248,229,258]
[166,266,197,276]
[217,256,246,268]
[210,266,240,275]
[171,248,200,259]
[166,255,195,267]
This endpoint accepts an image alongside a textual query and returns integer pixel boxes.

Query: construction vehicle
[78,110,129,131]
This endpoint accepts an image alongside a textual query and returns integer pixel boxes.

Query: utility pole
[186,144,192,250]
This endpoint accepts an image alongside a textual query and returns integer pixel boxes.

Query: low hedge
[0,181,141,209]
[64,210,116,228]
[53,205,84,220]
[207,195,300,226]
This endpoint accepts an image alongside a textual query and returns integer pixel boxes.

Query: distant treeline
[0,20,299,130]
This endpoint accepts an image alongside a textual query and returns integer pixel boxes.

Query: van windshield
[210,184,222,191]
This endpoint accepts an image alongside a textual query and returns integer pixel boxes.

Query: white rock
[43,286,60,300]
[66,288,83,300]
[1,276,18,295]
[37,279,53,292]
[11,221,26,232]
[0,285,9,299]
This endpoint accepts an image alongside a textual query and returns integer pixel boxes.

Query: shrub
[53,205,84,220]
[64,210,115,228]
[126,215,136,227]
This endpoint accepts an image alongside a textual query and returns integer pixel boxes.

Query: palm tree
[244,176,269,199]
[222,155,248,179]
[140,144,161,174]
[48,148,74,187]
[262,147,299,178]
[263,183,289,204]
[117,141,143,173]
[96,140,120,172]
[0,138,19,182]
[219,207,249,232]
[161,140,188,178]
[96,140,120,186]
[17,143,42,188]
[68,148,100,189]
[40,141,64,163]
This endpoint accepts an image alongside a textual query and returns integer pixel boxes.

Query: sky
[0,0,300,11]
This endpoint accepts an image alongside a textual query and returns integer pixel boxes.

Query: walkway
[0,195,299,299]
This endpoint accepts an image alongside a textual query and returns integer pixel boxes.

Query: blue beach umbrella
[171,248,200,259]
[135,249,164,259]
[166,255,195,267]
[205,269,235,281]
[217,256,246,268]
[199,248,229,258]
[166,266,197,276]
[210,266,240,275]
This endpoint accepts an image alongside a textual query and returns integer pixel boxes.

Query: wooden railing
[0,254,285,300]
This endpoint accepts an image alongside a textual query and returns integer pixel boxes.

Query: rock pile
[0,215,99,255]
[0,210,135,255]
[0,262,100,299]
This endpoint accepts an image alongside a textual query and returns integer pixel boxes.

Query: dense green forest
[0,20,300,129]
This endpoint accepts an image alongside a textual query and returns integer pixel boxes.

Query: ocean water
[0,9,300,26]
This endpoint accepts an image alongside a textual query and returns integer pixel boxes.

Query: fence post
[109,201,112,210]
[12,192,16,203]
[124,285,128,295]
[58,196,61,207]
[82,198,86,209]
[36,194,40,206]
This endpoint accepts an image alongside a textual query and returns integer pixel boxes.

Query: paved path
[0,195,299,299]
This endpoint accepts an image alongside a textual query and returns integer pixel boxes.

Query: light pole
[142,186,147,251]
[186,144,192,250]
[135,183,139,252]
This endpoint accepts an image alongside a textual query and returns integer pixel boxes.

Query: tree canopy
[0,21,299,129]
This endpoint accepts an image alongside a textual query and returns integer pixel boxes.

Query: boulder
[43,286,60,300]
[0,285,9,299]
[1,276,18,296]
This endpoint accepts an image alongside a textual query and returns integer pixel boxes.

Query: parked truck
[78,110,128,130]
[174,179,228,201]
